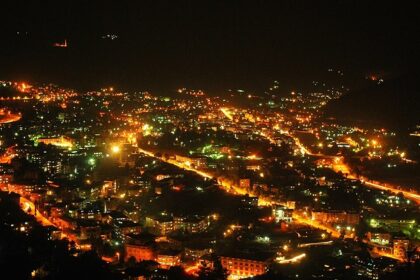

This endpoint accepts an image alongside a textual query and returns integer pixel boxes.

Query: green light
[209,153,224,160]
[88,158,95,165]
[202,144,212,153]
[370,219,379,228]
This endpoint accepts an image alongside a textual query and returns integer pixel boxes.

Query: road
[20,196,55,227]
[0,146,17,164]
[220,107,234,121]
[292,213,351,239]
[0,111,21,124]
[139,147,261,197]
[268,123,419,204]
[358,177,420,204]
[20,195,80,246]
[137,146,346,238]
[138,148,213,179]
[330,157,420,204]
[219,106,420,204]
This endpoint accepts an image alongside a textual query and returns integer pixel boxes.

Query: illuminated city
[0,1,419,280]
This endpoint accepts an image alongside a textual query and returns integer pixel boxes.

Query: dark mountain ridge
[324,76,420,131]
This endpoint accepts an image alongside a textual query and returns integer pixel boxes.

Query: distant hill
[324,76,420,131]
[0,86,20,98]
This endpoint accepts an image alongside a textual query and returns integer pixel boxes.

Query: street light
[111,145,120,153]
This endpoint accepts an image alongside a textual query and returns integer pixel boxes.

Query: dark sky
[0,0,419,93]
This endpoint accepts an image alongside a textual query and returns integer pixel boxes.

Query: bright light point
[111,145,120,153]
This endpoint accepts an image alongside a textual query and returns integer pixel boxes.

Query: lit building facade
[220,256,268,278]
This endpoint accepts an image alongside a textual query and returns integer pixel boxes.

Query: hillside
[324,76,420,131]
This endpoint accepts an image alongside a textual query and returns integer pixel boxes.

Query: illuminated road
[20,196,55,227]
[20,195,80,246]
[290,133,420,204]
[137,146,352,238]
[290,135,420,204]
[37,136,74,148]
[139,147,253,197]
[0,111,21,124]
[220,107,234,121]
[218,105,420,204]
[371,248,404,262]
[184,263,200,276]
[0,146,17,164]
[362,239,405,262]
[330,157,420,204]
[277,253,306,264]
[358,177,420,204]
[138,147,266,202]
[289,134,316,156]
[292,213,348,239]
[138,148,213,179]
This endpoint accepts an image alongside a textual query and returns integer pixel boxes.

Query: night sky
[1,0,419,93]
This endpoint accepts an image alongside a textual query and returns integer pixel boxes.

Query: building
[354,255,379,280]
[124,233,157,262]
[101,180,117,197]
[146,215,211,235]
[79,221,101,240]
[115,220,141,238]
[175,155,206,168]
[77,208,103,220]
[125,243,156,262]
[156,249,182,268]
[369,218,416,231]
[239,179,251,189]
[185,245,213,260]
[37,136,73,148]
[272,205,293,223]
[173,216,210,234]
[42,159,63,176]
[311,210,359,226]
[246,165,260,171]
[145,216,174,236]
[285,200,296,210]
[220,254,270,278]
[240,195,259,210]
[0,174,12,190]
[54,216,77,231]
[393,238,409,260]
[367,231,392,246]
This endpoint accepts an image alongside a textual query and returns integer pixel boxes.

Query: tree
[127,256,137,268]
[198,257,228,280]
[167,266,194,280]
